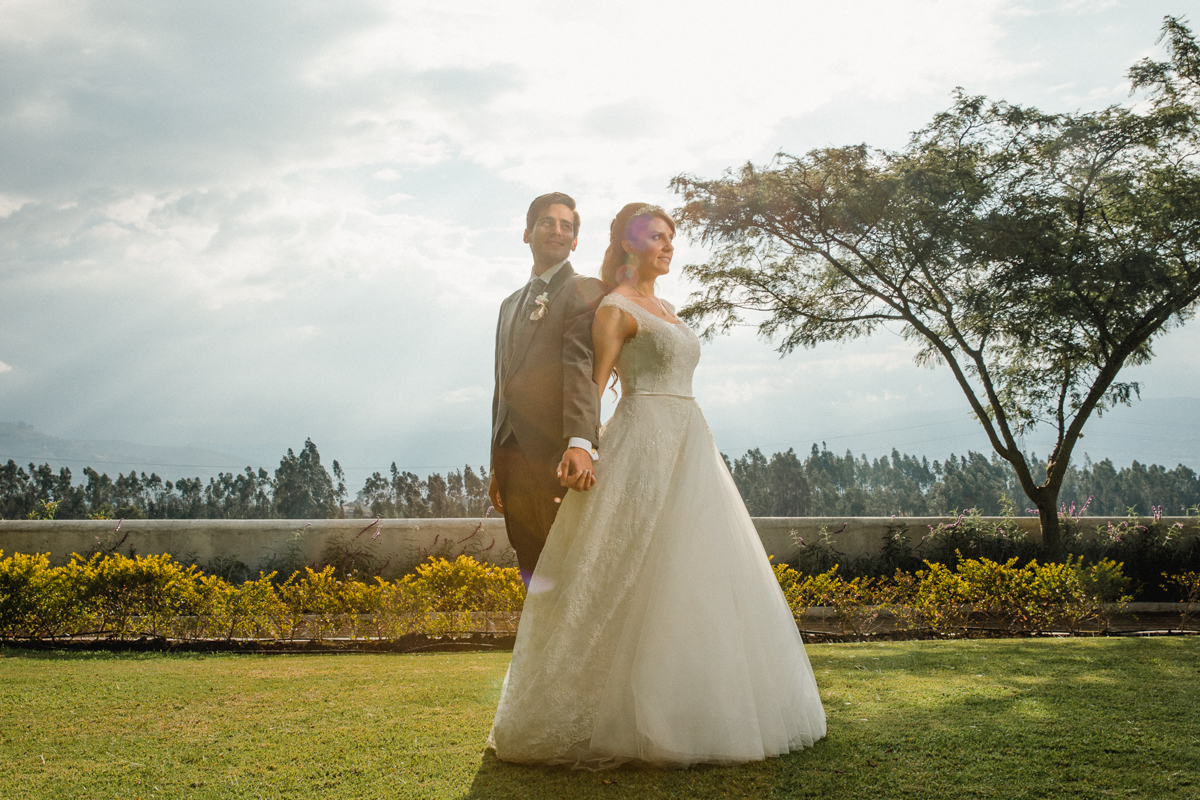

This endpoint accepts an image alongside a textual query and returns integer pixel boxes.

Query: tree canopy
[672,18,1200,554]
[0,449,491,522]
[271,438,345,519]
[725,444,1199,520]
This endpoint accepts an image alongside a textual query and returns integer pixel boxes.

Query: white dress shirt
[531,258,568,284]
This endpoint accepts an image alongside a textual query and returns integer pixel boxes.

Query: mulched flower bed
[4,608,1195,653]
[4,632,518,654]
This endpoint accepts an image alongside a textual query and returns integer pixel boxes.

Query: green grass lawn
[2,638,1197,799]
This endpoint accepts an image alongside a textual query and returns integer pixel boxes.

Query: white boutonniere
[530,291,550,320]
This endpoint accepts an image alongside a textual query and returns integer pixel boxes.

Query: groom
[489,192,606,586]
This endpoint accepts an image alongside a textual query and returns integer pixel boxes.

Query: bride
[488,203,826,768]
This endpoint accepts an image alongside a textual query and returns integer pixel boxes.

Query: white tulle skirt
[488,394,826,768]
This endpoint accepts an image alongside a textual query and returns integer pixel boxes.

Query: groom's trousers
[493,436,566,585]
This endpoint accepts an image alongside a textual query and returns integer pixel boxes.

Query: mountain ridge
[4,395,1197,487]
[0,422,251,482]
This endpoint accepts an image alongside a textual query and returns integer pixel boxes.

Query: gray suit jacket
[492,262,607,468]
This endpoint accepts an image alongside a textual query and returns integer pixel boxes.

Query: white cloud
[861,390,910,405]
[1055,0,1121,12]
[293,0,1021,197]
[442,386,489,405]
[0,194,30,218]
[286,325,320,340]
[1,0,1193,474]
[0,361,12,373]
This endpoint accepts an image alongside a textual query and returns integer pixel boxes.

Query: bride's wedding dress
[488,293,826,768]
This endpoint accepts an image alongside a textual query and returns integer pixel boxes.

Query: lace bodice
[599,293,701,397]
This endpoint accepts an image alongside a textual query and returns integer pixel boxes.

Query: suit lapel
[506,262,575,379]
[501,283,533,363]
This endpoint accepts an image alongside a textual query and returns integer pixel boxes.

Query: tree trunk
[1039,504,1064,560]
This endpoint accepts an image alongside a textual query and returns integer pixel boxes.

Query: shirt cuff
[567,437,598,459]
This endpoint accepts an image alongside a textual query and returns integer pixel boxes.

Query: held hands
[558,447,596,492]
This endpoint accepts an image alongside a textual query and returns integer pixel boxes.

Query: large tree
[672,18,1200,554]
[274,439,343,519]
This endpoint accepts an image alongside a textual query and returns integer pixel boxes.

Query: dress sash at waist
[624,391,695,399]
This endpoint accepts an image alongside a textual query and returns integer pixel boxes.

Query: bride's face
[623,217,674,279]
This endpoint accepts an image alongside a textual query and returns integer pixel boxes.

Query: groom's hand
[557,447,595,492]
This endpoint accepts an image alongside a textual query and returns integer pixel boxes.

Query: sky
[2,0,1199,485]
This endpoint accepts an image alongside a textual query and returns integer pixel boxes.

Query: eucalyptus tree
[274,438,342,519]
[672,19,1200,554]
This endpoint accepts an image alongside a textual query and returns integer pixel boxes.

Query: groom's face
[524,203,578,267]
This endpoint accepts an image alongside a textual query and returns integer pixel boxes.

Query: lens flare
[527,574,556,595]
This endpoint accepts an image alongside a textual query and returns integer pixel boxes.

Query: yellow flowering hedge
[0,549,1191,641]
[0,551,524,641]
[773,554,1138,635]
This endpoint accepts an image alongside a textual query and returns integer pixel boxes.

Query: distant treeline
[357,463,490,519]
[1,439,345,521]
[2,439,1197,521]
[0,438,491,522]
[728,445,1200,518]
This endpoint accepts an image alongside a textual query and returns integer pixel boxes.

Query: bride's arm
[591,304,636,395]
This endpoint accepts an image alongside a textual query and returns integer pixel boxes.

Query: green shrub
[774,564,841,619]
[777,554,1134,636]
[0,551,87,639]
[1069,511,1200,601]
[825,574,893,635]
[26,500,59,520]
[775,564,896,635]
[74,552,199,638]
[0,551,521,642]
[908,561,971,633]
[924,505,1040,569]
[409,556,524,613]
[1161,571,1200,631]
[273,566,340,641]
[190,572,281,641]
[373,578,434,638]
[0,548,1146,642]
[783,504,1196,605]
[405,555,525,635]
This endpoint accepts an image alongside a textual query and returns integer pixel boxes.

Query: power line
[721,420,977,454]
[0,454,485,473]
[722,420,1200,456]
[7,415,1196,475]
[0,455,257,469]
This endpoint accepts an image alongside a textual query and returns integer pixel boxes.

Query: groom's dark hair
[526,192,580,236]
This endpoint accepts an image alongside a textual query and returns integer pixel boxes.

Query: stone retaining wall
[2,515,1196,573]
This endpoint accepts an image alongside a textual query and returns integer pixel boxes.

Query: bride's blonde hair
[600,203,676,285]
